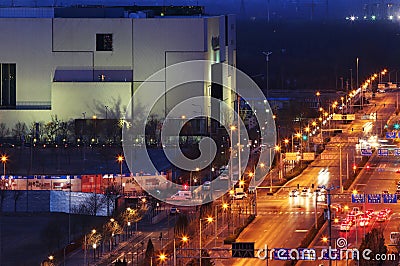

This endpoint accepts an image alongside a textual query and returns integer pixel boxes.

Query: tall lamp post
[1,155,7,177]
[229,125,236,190]
[117,155,124,189]
[173,235,188,266]
[316,91,321,108]
[199,216,214,266]
[262,51,272,98]
[84,229,96,266]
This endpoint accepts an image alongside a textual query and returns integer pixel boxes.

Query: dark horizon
[2,0,400,20]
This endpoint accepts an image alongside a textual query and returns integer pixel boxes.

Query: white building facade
[0,7,236,136]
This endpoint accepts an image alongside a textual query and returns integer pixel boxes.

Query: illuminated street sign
[367,194,381,203]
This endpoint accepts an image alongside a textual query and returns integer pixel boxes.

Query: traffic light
[311,184,314,189]
[384,103,386,107]
[297,184,300,189]
[159,232,163,241]
[394,123,400,130]
[302,135,308,141]
[366,165,370,170]
[353,164,357,172]
[351,127,354,131]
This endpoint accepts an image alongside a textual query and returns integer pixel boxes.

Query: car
[170,207,180,215]
[315,189,326,202]
[289,189,299,197]
[300,187,311,197]
[396,169,400,174]
[384,208,393,215]
[203,181,211,191]
[331,203,343,213]
[248,186,256,194]
[340,222,352,231]
[365,209,375,218]
[359,215,370,227]
[376,211,388,222]
[232,192,247,200]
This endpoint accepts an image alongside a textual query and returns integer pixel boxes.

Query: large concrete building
[0,6,236,139]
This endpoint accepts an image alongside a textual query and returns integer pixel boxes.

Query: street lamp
[92,243,97,261]
[117,155,124,188]
[262,51,272,98]
[1,154,7,177]
[199,217,214,266]
[229,125,236,190]
[316,91,321,108]
[173,235,189,266]
[84,229,96,265]
[158,252,167,265]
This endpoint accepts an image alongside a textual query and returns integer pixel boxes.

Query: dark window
[96,33,113,51]
[1,63,16,108]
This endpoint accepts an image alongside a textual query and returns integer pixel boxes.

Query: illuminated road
[217,91,399,265]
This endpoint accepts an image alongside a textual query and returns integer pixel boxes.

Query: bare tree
[12,190,22,212]
[0,123,10,138]
[103,218,123,251]
[71,193,104,216]
[0,189,7,212]
[11,122,27,142]
[103,184,121,216]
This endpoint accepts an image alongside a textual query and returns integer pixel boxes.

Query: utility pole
[262,51,272,98]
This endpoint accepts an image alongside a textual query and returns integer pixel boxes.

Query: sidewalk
[62,232,144,266]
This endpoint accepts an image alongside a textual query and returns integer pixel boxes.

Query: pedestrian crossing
[257,211,321,215]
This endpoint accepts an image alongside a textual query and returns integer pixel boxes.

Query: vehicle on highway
[376,211,388,222]
[315,189,326,202]
[331,203,343,213]
[359,215,370,227]
[384,208,393,215]
[170,190,192,200]
[289,189,299,197]
[232,191,247,200]
[248,186,256,194]
[340,221,352,231]
[203,181,211,190]
[170,207,180,215]
[300,187,311,197]
[365,209,375,218]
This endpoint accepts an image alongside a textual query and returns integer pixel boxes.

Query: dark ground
[0,212,106,266]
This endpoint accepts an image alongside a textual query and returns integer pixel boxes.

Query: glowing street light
[173,234,189,265]
[1,154,7,177]
[158,253,167,265]
[117,155,124,190]
[199,217,214,266]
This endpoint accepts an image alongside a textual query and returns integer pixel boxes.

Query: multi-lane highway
[218,91,400,265]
